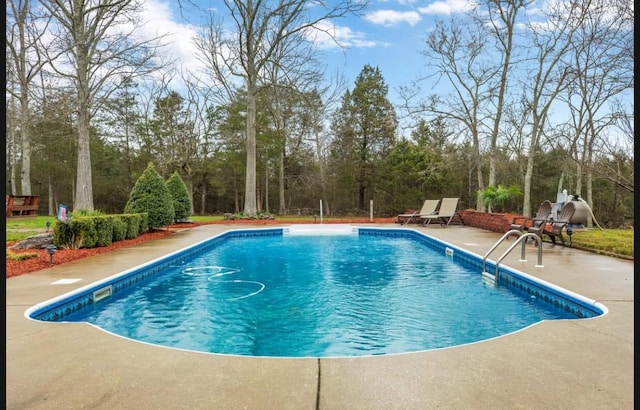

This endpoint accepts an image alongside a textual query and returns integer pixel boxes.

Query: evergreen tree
[166,171,192,222]
[330,65,398,210]
[125,162,174,229]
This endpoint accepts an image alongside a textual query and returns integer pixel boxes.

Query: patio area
[6,223,634,409]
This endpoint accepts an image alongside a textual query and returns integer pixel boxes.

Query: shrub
[139,212,149,234]
[53,217,98,249]
[112,217,128,242]
[53,221,73,249]
[477,184,522,213]
[166,171,192,222]
[70,218,98,249]
[71,209,105,217]
[120,214,143,239]
[124,162,175,229]
[93,216,115,247]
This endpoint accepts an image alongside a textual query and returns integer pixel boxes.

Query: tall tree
[518,0,583,216]
[261,35,325,215]
[181,76,225,215]
[149,91,195,176]
[6,0,51,195]
[193,0,367,217]
[40,0,167,211]
[557,0,634,226]
[417,17,497,210]
[377,119,451,211]
[305,80,346,216]
[30,90,78,215]
[474,0,529,189]
[101,78,143,195]
[330,65,398,210]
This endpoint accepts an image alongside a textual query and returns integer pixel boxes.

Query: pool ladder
[482,230,544,285]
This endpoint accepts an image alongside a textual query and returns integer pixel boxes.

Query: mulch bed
[6,218,397,278]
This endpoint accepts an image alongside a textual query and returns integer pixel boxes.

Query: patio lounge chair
[396,199,440,225]
[509,200,553,235]
[527,201,576,246]
[420,197,464,227]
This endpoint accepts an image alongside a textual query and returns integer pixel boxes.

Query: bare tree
[6,89,19,196]
[6,0,52,196]
[517,1,583,216]
[415,17,497,210]
[39,0,169,211]
[193,0,367,217]
[474,0,530,189]
[557,0,634,226]
[180,75,223,215]
[260,32,329,214]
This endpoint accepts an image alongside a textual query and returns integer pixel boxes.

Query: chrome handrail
[482,230,522,274]
[482,230,544,285]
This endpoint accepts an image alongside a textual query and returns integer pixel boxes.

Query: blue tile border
[360,228,605,319]
[26,228,282,321]
[26,226,605,322]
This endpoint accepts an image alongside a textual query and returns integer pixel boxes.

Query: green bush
[124,162,175,229]
[477,184,522,213]
[71,218,98,248]
[112,217,128,242]
[54,217,99,249]
[166,171,192,222]
[120,214,143,239]
[93,216,115,247]
[139,212,149,234]
[53,221,73,249]
[71,209,105,217]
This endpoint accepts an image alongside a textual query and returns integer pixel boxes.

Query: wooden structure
[6,195,40,218]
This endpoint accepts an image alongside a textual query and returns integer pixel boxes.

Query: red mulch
[6,218,397,278]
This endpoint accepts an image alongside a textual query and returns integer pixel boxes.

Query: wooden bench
[6,195,40,217]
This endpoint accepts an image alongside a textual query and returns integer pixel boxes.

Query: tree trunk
[279,146,285,214]
[20,87,32,195]
[244,83,257,216]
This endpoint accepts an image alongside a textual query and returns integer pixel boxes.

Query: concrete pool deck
[6,223,634,409]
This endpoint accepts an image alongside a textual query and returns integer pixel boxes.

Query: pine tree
[330,65,398,210]
[166,171,192,222]
[125,162,174,229]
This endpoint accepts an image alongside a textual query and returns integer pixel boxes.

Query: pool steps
[284,224,357,236]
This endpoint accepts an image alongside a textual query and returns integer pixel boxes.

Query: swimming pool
[26,225,606,358]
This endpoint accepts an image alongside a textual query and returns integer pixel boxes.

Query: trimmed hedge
[53,212,147,249]
[94,216,115,247]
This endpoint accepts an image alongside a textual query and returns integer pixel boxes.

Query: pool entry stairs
[284,224,358,236]
[482,230,543,285]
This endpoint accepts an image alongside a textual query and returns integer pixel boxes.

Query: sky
[134,0,633,139]
[138,0,475,111]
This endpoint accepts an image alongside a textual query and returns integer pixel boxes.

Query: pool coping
[6,224,634,409]
[27,226,606,324]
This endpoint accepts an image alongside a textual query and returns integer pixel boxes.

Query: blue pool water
[38,226,600,358]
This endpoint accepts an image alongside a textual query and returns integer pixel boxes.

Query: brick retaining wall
[458,209,521,233]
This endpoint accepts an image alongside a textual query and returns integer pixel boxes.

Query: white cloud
[306,21,378,49]
[139,0,204,75]
[365,10,422,26]
[418,0,477,15]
